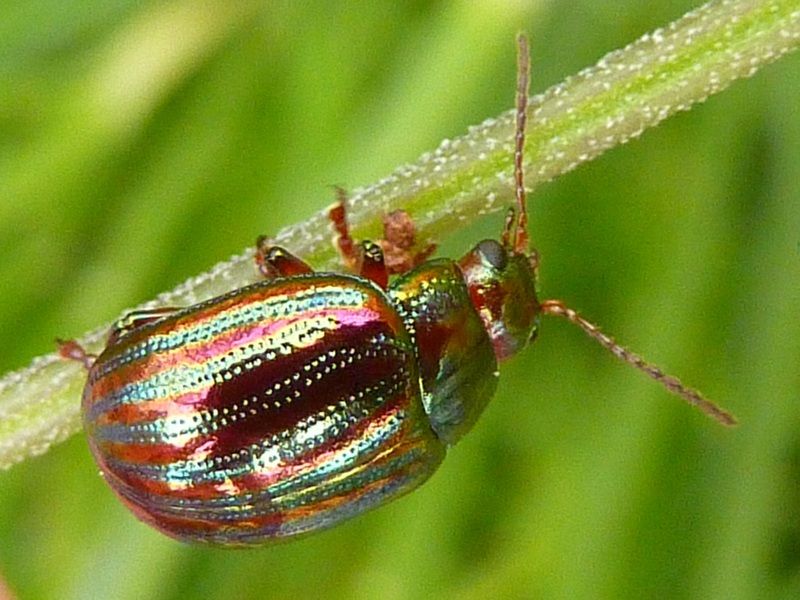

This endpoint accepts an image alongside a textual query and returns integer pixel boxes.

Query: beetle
[59,35,735,546]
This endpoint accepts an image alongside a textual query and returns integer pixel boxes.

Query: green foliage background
[1,1,799,599]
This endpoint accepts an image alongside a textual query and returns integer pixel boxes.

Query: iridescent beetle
[59,35,735,546]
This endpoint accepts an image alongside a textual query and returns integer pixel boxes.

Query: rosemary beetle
[59,34,735,546]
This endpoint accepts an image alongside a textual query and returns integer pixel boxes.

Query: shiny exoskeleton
[60,35,735,546]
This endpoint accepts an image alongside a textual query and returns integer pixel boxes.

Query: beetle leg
[56,338,96,370]
[329,188,436,276]
[106,307,181,346]
[328,187,360,271]
[255,237,313,278]
[380,210,437,275]
[358,241,389,289]
[328,193,388,287]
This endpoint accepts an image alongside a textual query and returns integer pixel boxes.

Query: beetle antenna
[513,33,530,255]
[539,300,737,426]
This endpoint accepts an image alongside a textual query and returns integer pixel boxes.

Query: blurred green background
[1,1,799,599]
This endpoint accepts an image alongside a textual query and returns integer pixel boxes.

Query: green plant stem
[1,0,798,470]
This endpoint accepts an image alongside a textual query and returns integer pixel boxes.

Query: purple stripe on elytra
[102,372,407,486]
[90,327,408,448]
[94,284,373,377]
[86,304,390,420]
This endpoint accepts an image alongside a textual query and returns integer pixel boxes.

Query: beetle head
[457,239,540,361]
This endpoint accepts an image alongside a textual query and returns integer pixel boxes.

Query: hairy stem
[1,0,798,469]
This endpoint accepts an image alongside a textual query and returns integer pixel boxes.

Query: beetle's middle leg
[331,191,437,275]
[255,237,314,279]
[328,188,390,289]
[329,188,436,285]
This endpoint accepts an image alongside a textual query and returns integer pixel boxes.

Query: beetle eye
[476,240,508,270]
